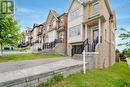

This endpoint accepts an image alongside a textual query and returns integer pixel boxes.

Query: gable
[68,0,81,12]
[45,10,58,28]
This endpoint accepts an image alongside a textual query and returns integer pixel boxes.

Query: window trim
[69,24,81,38]
[92,2,99,15]
[70,8,80,20]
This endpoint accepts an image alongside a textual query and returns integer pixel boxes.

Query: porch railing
[83,38,98,52]
[71,38,98,56]
[43,40,57,50]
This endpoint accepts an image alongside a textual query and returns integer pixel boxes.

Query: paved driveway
[0,57,70,73]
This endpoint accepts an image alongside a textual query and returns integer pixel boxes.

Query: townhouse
[67,0,116,68]
[30,23,44,51]
[42,10,68,55]
[22,0,116,68]
[28,10,68,55]
[21,29,32,47]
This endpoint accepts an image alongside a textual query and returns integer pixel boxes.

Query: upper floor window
[92,3,99,14]
[52,20,56,28]
[70,8,79,20]
[59,18,64,26]
[69,25,81,38]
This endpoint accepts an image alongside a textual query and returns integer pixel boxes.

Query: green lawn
[47,62,130,87]
[0,54,64,62]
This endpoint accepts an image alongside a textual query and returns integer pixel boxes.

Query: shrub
[119,79,130,87]
[4,47,10,50]
[38,48,42,52]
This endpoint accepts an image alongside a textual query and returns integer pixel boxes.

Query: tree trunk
[0,43,3,56]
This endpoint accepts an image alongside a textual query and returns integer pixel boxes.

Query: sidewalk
[0,59,86,87]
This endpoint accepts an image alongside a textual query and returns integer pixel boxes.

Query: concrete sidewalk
[0,59,86,87]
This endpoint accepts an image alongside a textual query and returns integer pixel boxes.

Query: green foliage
[46,62,130,87]
[116,49,120,53]
[4,46,10,50]
[119,79,130,87]
[122,49,130,57]
[0,13,21,55]
[38,73,64,87]
[118,28,130,48]
[0,15,21,45]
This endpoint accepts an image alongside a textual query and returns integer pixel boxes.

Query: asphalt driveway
[0,57,70,73]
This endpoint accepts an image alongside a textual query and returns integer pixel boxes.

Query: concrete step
[0,59,88,87]
[72,53,97,69]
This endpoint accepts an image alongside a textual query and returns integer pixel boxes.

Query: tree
[118,28,130,48]
[118,28,130,57]
[0,15,21,56]
[122,49,130,57]
[116,49,120,54]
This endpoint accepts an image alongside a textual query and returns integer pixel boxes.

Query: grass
[0,54,64,62]
[38,73,64,87]
[41,62,130,87]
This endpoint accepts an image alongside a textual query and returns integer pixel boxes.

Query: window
[69,25,81,38]
[92,3,99,14]
[70,8,79,20]
[52,20,56,28]
[48,31,56,42]
[59,32,64,43]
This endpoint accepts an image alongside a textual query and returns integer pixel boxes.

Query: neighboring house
[67,0,116,68]
[42,10,68,55]
[21,29,32,47]
[30,23,44,51]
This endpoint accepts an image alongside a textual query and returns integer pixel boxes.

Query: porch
[71,18,104,56]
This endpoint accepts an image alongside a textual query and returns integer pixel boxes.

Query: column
[98,19,101,43]
[85,24,88,40]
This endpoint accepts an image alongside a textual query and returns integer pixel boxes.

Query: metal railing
[71,38,98,56]
[43,40,56,50]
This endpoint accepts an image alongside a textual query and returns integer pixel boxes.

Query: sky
[15,0,130,51]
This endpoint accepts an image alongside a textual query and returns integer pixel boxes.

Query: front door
[93,28,99,51]
[93,29,99,44]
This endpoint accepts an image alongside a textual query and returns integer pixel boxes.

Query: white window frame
[69,25,81,38]
[70,8,79,20]
[92,3,99,14]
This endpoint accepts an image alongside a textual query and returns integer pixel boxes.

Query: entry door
[93,29,99,44]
